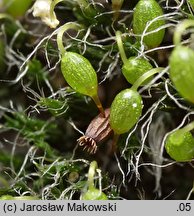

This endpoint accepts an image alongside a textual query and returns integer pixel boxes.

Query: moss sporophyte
[77,109,112,154]
[57,22,105,116]
[80,161,107,200]
[133,0,165,49]
[111,0,124,21]
[169,19,194,104]
[165,121,194,162]
[116,31,153,85]
[165,19,194,162]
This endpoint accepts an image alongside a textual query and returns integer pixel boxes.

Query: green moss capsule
[61,52,98,98]
[110,89,143,135]
[169,45,194,103]
[133,0,165,48]
[81,188,108,200]
[122,57,153,85]
[165,130,194,162]
[57,23,104,114]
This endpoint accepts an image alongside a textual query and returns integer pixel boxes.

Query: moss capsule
[122,57,153,85]
[133,0,165,48]
[78,108,112,154]
[81,188,108,200]
[57,22,104,115]
[165,130,194,162]
[110,89,143,135]
[169,45,194,103]
[61,52,98,97]
[61,51,105,114]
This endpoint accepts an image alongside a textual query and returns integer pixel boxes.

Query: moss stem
[131,67,164,91]
[179,121,194,135]
[111,133,119,153]
[92,94,105,117]
[56,22,82,55]
[50,0,63,22]
[112,0,124,21]
[88,161,98,190]
[115,31,128,65]
[174,19,194,46]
